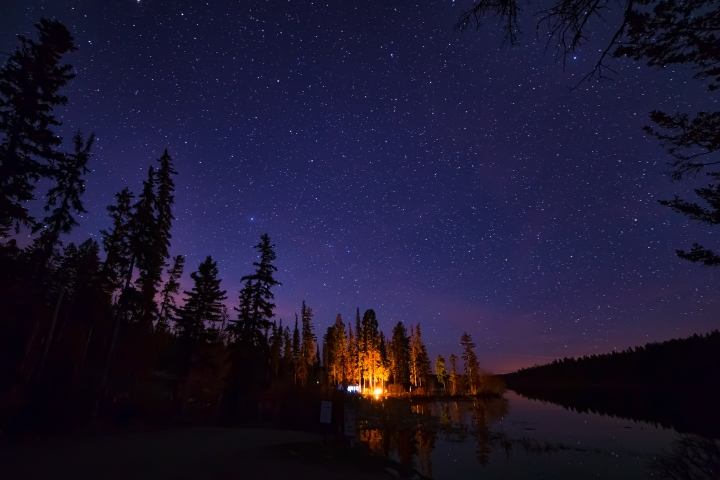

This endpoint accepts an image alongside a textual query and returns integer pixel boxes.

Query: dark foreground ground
[0,427,420,480]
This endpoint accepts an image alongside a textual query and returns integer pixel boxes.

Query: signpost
[344,403,357,442]
[320,400,332,424]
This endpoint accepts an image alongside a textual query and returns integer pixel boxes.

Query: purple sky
[3,0,718,373]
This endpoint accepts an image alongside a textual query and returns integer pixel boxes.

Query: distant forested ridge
[504,330,720,390]
[503,331,720,438]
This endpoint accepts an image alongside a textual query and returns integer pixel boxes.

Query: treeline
[0,20,498,434]
[503,331,720,438]
[323,318,503,396]
[0,19,323,430]
[504,330,720,390]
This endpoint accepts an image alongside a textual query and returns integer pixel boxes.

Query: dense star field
[1,0,716,372]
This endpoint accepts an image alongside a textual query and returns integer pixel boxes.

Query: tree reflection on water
[470,400,491,465]
[357,394,720,479]
[358,396,509,476]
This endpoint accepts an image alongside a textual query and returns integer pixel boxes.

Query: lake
[356,391,718,479]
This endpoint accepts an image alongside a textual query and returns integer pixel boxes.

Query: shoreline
[0,425,430,480]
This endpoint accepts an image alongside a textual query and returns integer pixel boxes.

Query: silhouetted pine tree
[282,324,292,372]
[231,234,280,350]
[460,332,481,395]
[299,301,315,385]
[157,254,185,333]
[59,239,104,373]
[37,238,103,378]
[30,131,94,272]
[389,321,410,389]
[132,166,162,327]
[660,173,720,266]
[269,320,282,378]
[153,150,176,263]
[0,19,76,236]
[100,188,134,294]
[292,315,300,384]
[415,325,431,387]
[176,256,227,338]
[175,256,227,411]
[94,188,135,415]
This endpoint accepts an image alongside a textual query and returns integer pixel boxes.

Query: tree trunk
[36,284,66,377]
[12,321,40,397]
[93,255,135,420]
[76,327,93,379]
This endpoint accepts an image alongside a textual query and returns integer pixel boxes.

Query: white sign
[344,404,356,437]
[320,400,332,424]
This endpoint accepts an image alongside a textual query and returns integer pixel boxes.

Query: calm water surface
[357,391,705,479]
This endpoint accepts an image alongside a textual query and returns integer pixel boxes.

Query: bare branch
[456,0,523,46]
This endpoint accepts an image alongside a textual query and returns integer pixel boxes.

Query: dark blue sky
[2,0,718,372]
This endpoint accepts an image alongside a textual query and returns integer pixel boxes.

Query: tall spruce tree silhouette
[157,254,185,332]
[176,256,227,412]
[231,234,281,350]
[132,166,161,328]
[389,321,411,389]
[31,132,94,272]
[460,332,481,395]
[154,150,176,263]
[100,188,134,294]
[226,234,280,414]
[0,19,77,236]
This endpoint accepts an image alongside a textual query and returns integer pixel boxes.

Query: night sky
[2,0,717,373]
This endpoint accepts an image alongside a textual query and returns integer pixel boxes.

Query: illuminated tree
[435,355,448,393]
[346,323,359,386]
[409,325,417,387]
[377,332,390,390]
[410,324,431,388]
[360,309,381,391]
[325,314,348,386]
[449,353,459,395]
[355,308,364,388]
